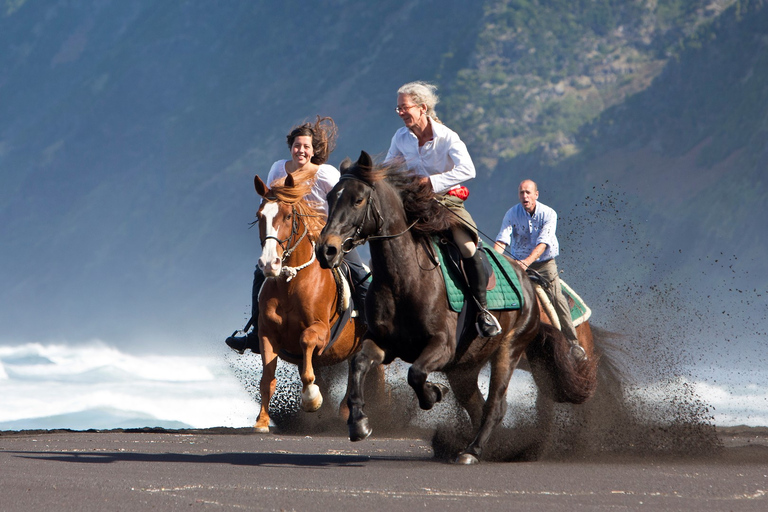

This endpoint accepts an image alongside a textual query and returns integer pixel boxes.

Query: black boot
[463,251,502,337]
[343,249,370,321]
[225,324,260,354]
[225,268,265,354]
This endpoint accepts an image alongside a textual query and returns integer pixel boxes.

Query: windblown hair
[267,168,326,239]
[350,160,459,237]
[397,81,442,124]
[286,116,338,165]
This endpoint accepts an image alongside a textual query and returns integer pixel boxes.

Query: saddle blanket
[433,238,523,313]
[561,279,591,326]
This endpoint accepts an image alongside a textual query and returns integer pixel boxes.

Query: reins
[260,201,316,281]
[338,174,417,253]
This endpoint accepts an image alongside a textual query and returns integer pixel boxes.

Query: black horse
[316,151,597,464]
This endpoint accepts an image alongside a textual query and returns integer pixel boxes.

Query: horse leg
[407,334,451,411]
[347,338,385,442]
[455,349,522,465]
[255,344,278,433]
[446,367,484,430]
[299,322,327,413]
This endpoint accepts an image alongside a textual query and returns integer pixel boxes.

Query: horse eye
[354,197,365,207]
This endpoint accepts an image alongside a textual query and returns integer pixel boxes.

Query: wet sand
[1,426,766,511]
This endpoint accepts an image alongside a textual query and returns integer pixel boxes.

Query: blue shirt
[495,202,559,262]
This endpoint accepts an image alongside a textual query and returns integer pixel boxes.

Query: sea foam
[1,342,765,431]
[0,342,255,431]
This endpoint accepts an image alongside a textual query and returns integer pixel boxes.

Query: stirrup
[476,309,502,338]
[225,328,259,355]
[569,342,587,362]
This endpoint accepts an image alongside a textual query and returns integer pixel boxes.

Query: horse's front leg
[407,333,452,410]
[255,339,278,433]
[299,322,328,412]
[347,338,385,442]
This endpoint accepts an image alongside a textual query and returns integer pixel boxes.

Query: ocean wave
[0,342,255,430]
[1,342,766,431]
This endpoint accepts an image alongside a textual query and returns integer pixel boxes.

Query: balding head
[518,179,539,214]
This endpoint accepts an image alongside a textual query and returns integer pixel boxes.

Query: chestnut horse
[252,170,365,433]
[316,152,598,464]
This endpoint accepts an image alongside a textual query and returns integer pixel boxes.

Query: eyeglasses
[395,104,419,114]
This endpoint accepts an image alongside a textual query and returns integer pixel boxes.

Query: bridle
[338,174,417,253]
[260,199,308,263]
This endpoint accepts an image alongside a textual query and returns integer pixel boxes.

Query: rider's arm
[520,243,547,268]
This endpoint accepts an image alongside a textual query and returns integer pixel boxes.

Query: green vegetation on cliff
[442,0,740,173]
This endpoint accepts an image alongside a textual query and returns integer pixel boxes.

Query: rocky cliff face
[443,0,742,169]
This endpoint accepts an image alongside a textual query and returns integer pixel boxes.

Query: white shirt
[495,202,560,262]
[384,118,475,194]
[266,160,340,214]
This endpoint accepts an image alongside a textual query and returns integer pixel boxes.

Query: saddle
[430,236,523,354]
[532,276,592,329]
[431,236,523,313]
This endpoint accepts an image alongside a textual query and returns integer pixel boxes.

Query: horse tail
[526,323,598,405]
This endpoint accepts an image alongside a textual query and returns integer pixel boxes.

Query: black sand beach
[1,426,766,511]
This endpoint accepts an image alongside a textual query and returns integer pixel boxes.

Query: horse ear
[339,157,353,174]
[357,151,373,170]
[254,175,269,197]
[285,172,295,188]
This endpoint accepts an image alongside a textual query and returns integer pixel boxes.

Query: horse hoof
[254,425,270,434]
[454,453,480,465]
[434,383,449,402]
[349,418,372,442]
[419,382,450,410]
[301,384,323,412]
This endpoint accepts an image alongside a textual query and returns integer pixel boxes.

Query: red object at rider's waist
[446,185,470,201]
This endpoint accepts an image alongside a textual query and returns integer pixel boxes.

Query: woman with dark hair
[226,117,370,354]
[385,81,501,338]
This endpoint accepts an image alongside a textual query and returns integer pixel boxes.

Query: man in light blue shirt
[494,180,586,361]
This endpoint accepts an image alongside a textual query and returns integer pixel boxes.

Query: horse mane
[350,159,459,237]
[267,168,326,240]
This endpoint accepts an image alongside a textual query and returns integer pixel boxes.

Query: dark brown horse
[316,152,598,464]
[252,170,365,433]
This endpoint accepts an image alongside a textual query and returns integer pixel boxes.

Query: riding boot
[225,268,265,354]
[463,251,502,337]
[343,249,370,322]
[225,325,260,355]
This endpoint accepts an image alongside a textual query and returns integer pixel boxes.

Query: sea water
[0,342,255,431]
[1,342,766,431]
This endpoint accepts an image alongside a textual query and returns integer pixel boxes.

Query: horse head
[254,174,306,278]
[316,151,380,269]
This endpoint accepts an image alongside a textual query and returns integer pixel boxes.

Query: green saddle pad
[433,237,523,313]
[561,279,592,326]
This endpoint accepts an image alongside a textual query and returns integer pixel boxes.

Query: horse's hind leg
[455,350,521,465]
[347,339,385,442]
[446,367,484,430]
